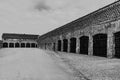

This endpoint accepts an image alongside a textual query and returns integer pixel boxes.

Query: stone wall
[38,1,120,58]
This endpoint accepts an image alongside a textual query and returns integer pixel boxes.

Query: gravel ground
[46,51,120,80]
[0,48,74,80]
[45,50,89,80]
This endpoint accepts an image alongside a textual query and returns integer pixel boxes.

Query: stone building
[2,33,39,48]
[38,1,120,58]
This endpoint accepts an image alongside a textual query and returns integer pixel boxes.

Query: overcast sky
[0,0,115,38]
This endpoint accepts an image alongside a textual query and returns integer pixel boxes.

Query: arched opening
[45,43,47,49]
[63,39,68,52]
[57,40,61,51]
[31,43,36,48]
[93,34,107,57]
[26,43,30,48]
[15,43,20,48]
[53,43,56,51]
[9,43,14,48]
[21,43,25,48]
[114,31,120,58]
[70,37,76,53]
[80,36,89,55]
[3,42,8,48]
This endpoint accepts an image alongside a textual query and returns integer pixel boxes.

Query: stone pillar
[55,42,56,51]
[46,43,48,50]
[56,42,58,51]
[88,35,93,56]
[52,43,56,51]
[55,40,58,51]
[107,32,114,58]
[47,43,49,50]
[19,43,21,48]
[76,38,80,54]
[8,43,9,48]
[61,40,63,52]
[25,43,26,48]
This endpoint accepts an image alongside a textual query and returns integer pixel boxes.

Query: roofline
[39,1,119,40]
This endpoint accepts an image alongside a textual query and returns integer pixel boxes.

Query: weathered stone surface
[38,1,120,58]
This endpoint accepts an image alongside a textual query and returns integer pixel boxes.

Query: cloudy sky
[0,0,115,38]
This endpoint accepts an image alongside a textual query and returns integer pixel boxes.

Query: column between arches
[88,35,93,56]
[107,32,114,58]
[76,38,80,54]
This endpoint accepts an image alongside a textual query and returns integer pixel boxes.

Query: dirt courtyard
[0,48,75,80]
[46,51,120,80]
[1,48,120,80]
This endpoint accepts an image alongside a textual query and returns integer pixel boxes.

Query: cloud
[0,0,116,39]
[33,0,51,11]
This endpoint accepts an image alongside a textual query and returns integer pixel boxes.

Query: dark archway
[45,43,47,49]
[9,43,14,48]
[15,43,20,48]
[114,32,120,58]
[26,43,30,48]
[63,39,68,52]
[57,40,62,51]
[93,34,107,57]
[70,37,76,53]
[53,43,56,51]
[3,42,8,48]
[31,43,36,48]
[80,36,89,55]
[21,43,25,48]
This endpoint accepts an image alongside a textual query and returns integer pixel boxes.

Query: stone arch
[3,42,8,48]
[63,39,68,52]
[15,43,20,48]
[9,43,14,48]
[93,33,107,57]
[31,43,36,48]
[21,43,25,48]
[114,31,120,58]
[26,43,30,48]
[70,37,76,53]
[57,40,62,51]
[80,36,89,55]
